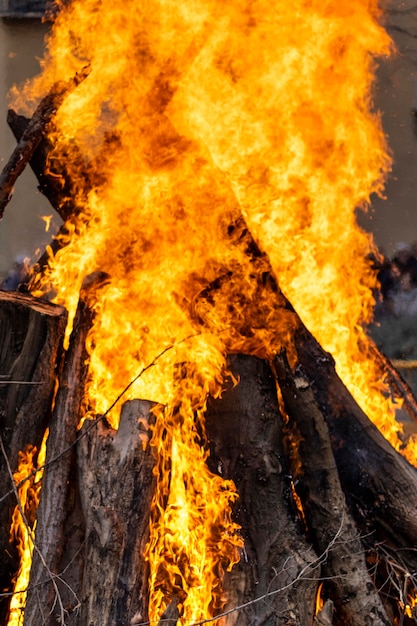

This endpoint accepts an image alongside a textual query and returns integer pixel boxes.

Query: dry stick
[274,350,391,626]
[0,65,90,219]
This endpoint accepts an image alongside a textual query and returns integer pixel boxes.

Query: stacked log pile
[1,84,417,626]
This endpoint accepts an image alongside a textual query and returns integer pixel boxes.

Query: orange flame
[315,582,324,616]
[7,432,47,626]
[9,0,410,620]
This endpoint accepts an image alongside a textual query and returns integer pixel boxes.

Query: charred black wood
[0,291,66,624]
[0,67,90,219]
[292,322,417,581]
[205,354,319,626]
[274,350,391,626]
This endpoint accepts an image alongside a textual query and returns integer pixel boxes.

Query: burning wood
[0,67,90,219]
[1,1,417,625]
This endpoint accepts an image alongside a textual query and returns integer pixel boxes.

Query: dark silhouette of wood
[23,272,107,626]
[7,110,86,224]
[0,67,90,219]
[0,291,67,624]
[205,354,319,625]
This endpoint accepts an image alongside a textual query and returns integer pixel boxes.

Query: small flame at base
[7,431,48,626]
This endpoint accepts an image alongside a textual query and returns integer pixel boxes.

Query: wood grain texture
[0,291,66,623]
[205,354,319,626]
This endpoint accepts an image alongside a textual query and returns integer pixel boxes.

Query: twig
[0,381,47,385]
[0,541,85,599]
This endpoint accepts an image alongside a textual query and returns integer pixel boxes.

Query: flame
[315,582,324,616]
[146,373,242,621]
[9,0,411,620]
[7,432,47,626]
[41,214,53,232]
[405,593,417,620]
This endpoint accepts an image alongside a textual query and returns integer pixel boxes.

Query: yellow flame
[7,431,47,626]
[10,0,410,620]
[41,214,53,232]
[315,582,324,616]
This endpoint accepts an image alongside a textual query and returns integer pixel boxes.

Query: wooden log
[291,323,417,579]
[0,66,90,219]
[192,215,417,544]
[0,291,67,623]
[192,235,417,616]
[369,342,417,425]
[22,272,107,626]
[274,351,391,626]
[205,354,319,625]
[76,399,157,626]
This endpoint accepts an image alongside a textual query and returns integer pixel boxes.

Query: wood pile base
[1,289,417,625]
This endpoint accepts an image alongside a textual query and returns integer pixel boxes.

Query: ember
[1,1,417,625]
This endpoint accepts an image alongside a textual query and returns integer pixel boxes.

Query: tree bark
[205,354,320,625]
[274,351,391,626]
[76,399,157,626]
[292,324,417,557]
[23,273,106,626]
[0,291,67,623]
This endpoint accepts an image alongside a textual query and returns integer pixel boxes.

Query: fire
[9,0,410,620]
[7,432,47,626]
[146,379,242,621]
[315,582,324,616]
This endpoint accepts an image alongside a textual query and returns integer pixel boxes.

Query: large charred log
[205,354,319,625]
[23,273,107,626]
[291,323,417,596]
[274,351,391,626]
[76,399,156,626]
[0,291,66,623]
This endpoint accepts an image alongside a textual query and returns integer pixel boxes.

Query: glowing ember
[9,0,410,620]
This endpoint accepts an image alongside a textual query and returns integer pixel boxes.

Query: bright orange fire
[9,0,411,620]
[7,433,47,626]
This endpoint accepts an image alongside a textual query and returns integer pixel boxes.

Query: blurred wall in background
[0,16,59,281]
[363,1,417,256]
[0,3,417,281]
